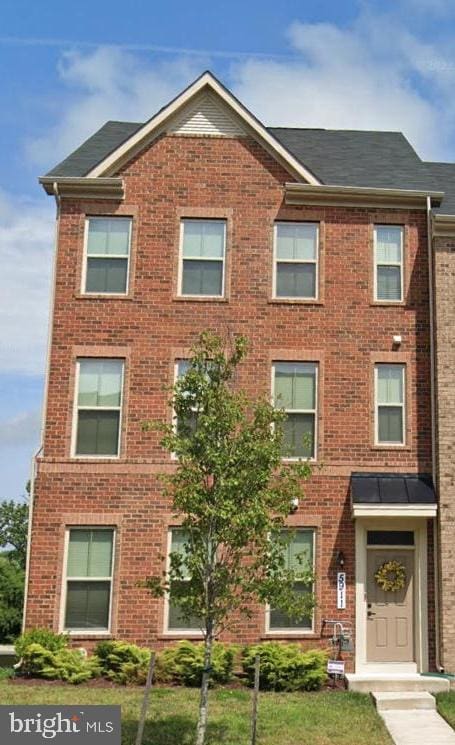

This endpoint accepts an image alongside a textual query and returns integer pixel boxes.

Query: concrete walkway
[381,710,455,745]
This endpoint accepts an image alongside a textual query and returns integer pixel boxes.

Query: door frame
[355,517,428,673]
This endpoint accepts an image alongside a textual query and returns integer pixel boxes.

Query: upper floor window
[64,528,114,632]
[83,217,132,294]
[268,529,315,632]
[179,219,226,297]
[73,358,124,457]
[374,226,403,302]
[375,363,405,445]
[273,362,318,459]
[273,222,318,300]
[174,360,197,434]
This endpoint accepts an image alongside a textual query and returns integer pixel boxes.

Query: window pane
[377,365,404,404]
[65,581,110,629]
[182,221,225,258]
[282,413,315,458]
[67,530,90,577]
[377,266,401,301]
[270,582,313,630]
[287,530,313,574]
[276,263,316,298]
[376,227,402,263]
[67,530,113,577]
[87,218,130,256]
[76,410,120,455]
[168,581,202,630]
[367,530,414,546]
[78,360,123,407]
[378,406,403,443]
[276,223,317,260]
[274,363,316,410]
[86,257,128,293]
[182,260,223,296]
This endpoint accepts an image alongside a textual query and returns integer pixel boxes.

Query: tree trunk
[195,627,213,745]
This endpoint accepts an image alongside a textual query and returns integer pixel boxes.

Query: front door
[366,549,414,663]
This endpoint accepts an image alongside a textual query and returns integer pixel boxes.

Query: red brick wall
[26,134,433,665]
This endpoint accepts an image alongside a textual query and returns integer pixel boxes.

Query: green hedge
[20,643,98,684]
[93,641,151,685]
[158,641,234,687]
[242,643,328,691]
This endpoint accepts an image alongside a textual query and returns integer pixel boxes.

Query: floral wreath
[374,560,406,592]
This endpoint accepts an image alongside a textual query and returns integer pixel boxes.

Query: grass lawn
[0,680,393,745]
[437,691,455,730]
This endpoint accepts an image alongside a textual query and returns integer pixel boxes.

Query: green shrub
[15,629,68,659]
[20,643,97,684]
[93,640,151,685]
[158,641,234,687]
[242,643,328,691]
[0,557,24,643]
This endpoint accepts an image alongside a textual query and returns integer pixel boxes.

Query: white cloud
[26,49,208,170]
[0,190,54,374]
[231,17,454,161]
[0,409,41,447]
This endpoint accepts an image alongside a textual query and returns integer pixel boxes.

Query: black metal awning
[351,472,436,505]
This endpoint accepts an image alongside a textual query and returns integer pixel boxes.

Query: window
[64,528,114,632]
[274,222,318,299]
[375,364,405,445]
[166,528,202,632]
[179,219,226,297]
[74,359,124,457]
[83,217,131,294]
[269,529,314,632]
[374,226,403,302]
[273,362,317,458]
[174,360,198,435]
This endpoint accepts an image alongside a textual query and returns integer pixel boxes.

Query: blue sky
[2,0,455,500]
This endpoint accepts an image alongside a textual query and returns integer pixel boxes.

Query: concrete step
[346,673,449,693]
[373,691,436,711]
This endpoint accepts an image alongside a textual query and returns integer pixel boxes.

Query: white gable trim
[86,72,320,184]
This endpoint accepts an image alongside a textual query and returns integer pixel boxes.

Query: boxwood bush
[19,643,98,684]
[242,642,328,691]
[93,640,151,685]
[15,629,68,659]
[158,641,234,687]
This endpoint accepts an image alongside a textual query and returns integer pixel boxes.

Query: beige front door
[366,549,414,663]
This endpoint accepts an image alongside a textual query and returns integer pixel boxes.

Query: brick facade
[26,132,434,667]
[434,235,455,672]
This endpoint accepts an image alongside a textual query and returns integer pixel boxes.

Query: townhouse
[24,71,455,678]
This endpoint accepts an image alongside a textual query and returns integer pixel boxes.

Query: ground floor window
[166,528,203,633]
[63,528,114,632]
[268,528,315,632]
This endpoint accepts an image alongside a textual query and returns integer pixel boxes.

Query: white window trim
[60,527,116,636]
[272,362,318,462]
[71,358,125,459]
[177,219,226,298]
[373,225,404,303]
[272,222,319,301]
[81,216,132,296]
[374,363,406,446]
[163,528,203,636]
[265,528,316,635]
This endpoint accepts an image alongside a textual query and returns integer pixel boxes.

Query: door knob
[367,603,372,609]
[367,611,376,618]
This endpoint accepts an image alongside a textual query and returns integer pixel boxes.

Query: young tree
[144,332,314,745]
[0,497,29,569]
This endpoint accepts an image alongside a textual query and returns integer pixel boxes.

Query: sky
[2,0,455,500]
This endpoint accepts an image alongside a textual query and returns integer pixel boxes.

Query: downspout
[426,195,443,672]
[22,183,60,630]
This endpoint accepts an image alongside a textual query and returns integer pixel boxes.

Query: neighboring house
[23,71,455,679]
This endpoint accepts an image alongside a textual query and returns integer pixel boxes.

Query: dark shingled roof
[45,121,142,178]
[351,473,436,505]
[44,119,455,215]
